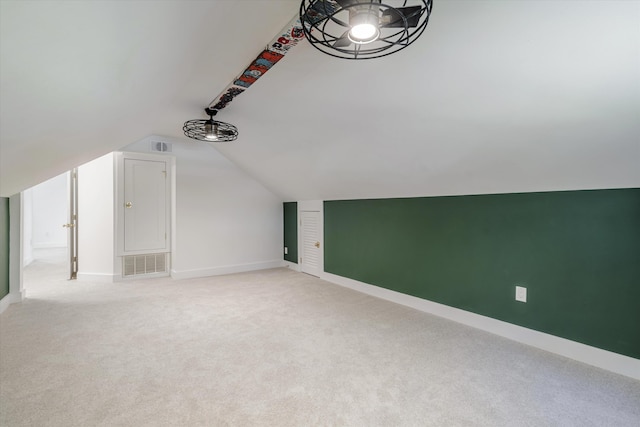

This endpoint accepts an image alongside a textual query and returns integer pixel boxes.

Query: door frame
[114,152,175,277]
[297,200,324,277]
[8,194,24,305]
[67,169,78,280]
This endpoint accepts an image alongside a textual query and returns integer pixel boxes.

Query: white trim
[11,289,26,302]
[114,151,174,257]
[0,291,24,314]
[321,271,640,381]
[76,272,117,283]
[283,260,301,272]
[170,158,177,277]
[9,194,24,303]
[0,294,11,314]
[171,260,284,280]
[79,271,174,283]
[298,200,323,211]
[115,271,170,282]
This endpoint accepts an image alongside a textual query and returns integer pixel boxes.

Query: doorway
[22,170,75,294]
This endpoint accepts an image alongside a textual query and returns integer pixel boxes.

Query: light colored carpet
[1,260,639,426]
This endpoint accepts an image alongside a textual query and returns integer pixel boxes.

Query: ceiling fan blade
[381,6,422,28]
[333,30,352,48]
[334,0,356,7]
[336,0,384,8]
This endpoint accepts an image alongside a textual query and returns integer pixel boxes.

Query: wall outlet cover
[515,286,527,303]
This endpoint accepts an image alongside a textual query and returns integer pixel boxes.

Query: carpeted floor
[1,258,639,426]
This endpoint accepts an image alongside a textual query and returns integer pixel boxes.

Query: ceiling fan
[182,108,238,142]
[300,0,433,59]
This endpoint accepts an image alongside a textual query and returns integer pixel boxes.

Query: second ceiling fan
[300,0,433,59]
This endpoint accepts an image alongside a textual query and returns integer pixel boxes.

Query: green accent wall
[0,197,9,300]
[283,202,298,263]
[324,189,640,359]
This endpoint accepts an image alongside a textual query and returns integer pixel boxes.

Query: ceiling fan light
[348,10,380,44]
[204,121,218,140]
[183,109,238,142]
[300,0,433,60]
[349,23,379,44]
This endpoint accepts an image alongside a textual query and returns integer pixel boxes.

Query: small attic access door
[115,152,171,278]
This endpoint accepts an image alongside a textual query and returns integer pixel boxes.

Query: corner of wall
[0,293,11,314]
[283,260,300,272]
[171,260,285,280]
[8,193,23,304]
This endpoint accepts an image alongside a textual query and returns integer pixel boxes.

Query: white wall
[77,153,115,280]
[121,137,283,279]
[22,188,33,266]
[30,172,67,248]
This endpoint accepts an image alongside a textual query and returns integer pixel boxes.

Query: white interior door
[123,158,168,253]
[300,210,321,277]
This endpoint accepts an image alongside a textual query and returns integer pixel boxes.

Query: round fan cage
[182,110,238,143]
[300,0,433,60]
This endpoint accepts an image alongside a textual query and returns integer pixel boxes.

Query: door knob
[125,202,133,208]
[314,241,320,248]
[62,223,74,228]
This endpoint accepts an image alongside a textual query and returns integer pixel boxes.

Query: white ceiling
[2,0,639,199]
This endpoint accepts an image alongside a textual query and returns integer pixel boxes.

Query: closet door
[122,157,169,253]
[300,210,321,277]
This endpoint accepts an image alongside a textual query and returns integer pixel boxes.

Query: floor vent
[123,253,167,276]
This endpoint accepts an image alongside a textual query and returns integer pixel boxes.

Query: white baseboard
[283,260,301,272]
[171,260,285,280]
[0,293,11,314]
[113,271,170,282]
[0,290,23,314]
[23,256,33,267]
[76,272,116,283]
[320,272,640,381]
[11,289,26,303]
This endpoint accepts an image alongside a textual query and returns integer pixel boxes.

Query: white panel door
[301,210,321,277]
[123,158,168,253]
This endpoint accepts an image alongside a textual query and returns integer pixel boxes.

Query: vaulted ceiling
[1,0,638,199]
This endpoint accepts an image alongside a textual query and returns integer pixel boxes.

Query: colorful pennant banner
[208,14,305,112]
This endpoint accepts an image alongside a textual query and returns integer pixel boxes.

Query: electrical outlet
[284,247,288,255]
[515,286,527,303]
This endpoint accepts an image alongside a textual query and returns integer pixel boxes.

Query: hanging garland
[208,14,306,112]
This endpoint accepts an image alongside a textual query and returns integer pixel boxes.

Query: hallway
[23,247,68,298]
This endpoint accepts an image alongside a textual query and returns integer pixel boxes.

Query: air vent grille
[151,141,172,152]
[123,253,167,276]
